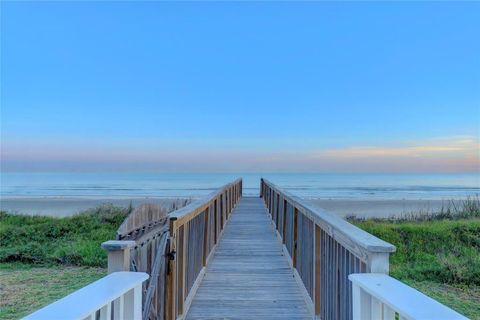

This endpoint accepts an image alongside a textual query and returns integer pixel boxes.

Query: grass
[1,199,479,319]
[349,196,480,319]
[0,205,128,319]
[0,263,106,320]
[403,280,480,319]
[0,204,129,267]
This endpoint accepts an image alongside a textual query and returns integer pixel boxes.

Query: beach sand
[0,197,193,217]
[308,198,459,219]
[1,196,459,218]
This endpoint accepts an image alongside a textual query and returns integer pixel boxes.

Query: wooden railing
[349,273,468,320]
[260,178,396,320]
[102,178,242,320]
[23,272,149,320]
[117,200,191,241]
[109,201,190,320]
[168,178,242,319]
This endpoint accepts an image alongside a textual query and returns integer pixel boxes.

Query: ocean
[1,172,479,200]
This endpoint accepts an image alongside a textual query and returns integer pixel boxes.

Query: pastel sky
[1,1,479,173]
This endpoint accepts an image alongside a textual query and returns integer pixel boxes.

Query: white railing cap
[23,272,149,320]
[349,273,469,320]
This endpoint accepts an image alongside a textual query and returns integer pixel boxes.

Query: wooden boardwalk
[27,179,464,320]
[185,197,312,320]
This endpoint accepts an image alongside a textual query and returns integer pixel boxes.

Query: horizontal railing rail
[260,178,395,320]
[23,272,149,320]
[349,273,468,320]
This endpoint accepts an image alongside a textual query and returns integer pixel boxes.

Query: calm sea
[1,172,479,200]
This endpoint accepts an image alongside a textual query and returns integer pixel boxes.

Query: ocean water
[1,172,479,200]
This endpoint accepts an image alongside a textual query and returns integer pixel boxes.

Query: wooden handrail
[260,178,395,319]
[102,178,242,320]
[169,178,242,226]
[167,178,242,320]
[261,178,395,258]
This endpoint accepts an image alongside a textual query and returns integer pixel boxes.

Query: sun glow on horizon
[2,136,478,173]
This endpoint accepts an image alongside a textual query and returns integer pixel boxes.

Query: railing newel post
[366,252,390,273]
[101,240,135,273]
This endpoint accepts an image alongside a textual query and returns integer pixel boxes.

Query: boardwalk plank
[185,197,312,320]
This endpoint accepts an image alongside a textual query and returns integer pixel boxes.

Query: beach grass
[350,197,480,319]
[0,205,127,320]
[0,205,129,267]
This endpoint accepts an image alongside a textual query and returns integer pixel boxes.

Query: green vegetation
[0,205,129,267]
[0,263,106,320]
[1,199,479,319]
[0,205,128,320]
[352,218,480,285]
[350,197,480,319]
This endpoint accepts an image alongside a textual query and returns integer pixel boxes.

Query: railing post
[352,283,371,320]
[260,179,263,198]
[366,252,390,273]
[203,207,209,266]
[167,218,178,320]
[102,240,135,273]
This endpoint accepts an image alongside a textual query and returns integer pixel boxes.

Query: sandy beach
[0,197,193,217]
[308,198,462,219]
[0,196,462,219]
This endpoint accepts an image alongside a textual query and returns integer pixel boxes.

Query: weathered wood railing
[168,178,242,319]
[102,178,242,320]
[260,178,396,320]
[107,201,191,320]
[23,272,149,320]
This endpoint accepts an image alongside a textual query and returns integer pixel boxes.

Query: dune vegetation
[0,198,479,319]
[0,205,129,320]
[350,197,480,319]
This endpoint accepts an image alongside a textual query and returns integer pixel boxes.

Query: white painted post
[366,252,390,274]
[101,240,135,273]
[383,304,395,320]
[85,313,95,320]
[371,296,382,319]
[124,284,142,320]
[352,283,371,320]
[113,295,125,320]
[99,303,112,320]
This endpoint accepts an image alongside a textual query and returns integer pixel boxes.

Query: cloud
[1,135,479,173]
[319,136,479,159]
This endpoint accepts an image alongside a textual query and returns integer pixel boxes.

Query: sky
[1,1,479,173]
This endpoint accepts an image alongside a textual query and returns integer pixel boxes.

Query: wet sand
[1,196,460,218]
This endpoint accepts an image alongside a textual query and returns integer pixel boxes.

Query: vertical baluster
[371,296,382,319]
[124,285,142,320]
[99,303,112,320]
[113,295,124,320]
[203,208,209,266]
[293,208,298,267]
[315,225,321,317]
[352,283,371,320]
[383,304,395,319]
